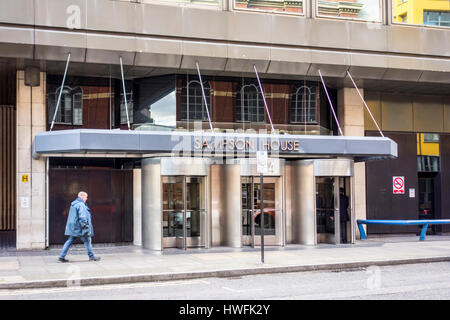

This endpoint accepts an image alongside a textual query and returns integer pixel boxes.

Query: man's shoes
[58,257,69,263]
[89,256,101,261]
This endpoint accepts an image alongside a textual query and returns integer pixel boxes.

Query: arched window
[48,86,83,125]
[290,85,316,124]
[181,80,211,121]
[236,84,265,123]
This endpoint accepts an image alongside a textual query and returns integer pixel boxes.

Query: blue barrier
[357,219,450,241]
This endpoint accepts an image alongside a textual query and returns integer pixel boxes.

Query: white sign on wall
[20,197,30,208]
[393,176,405,194]
[256,151,268,174]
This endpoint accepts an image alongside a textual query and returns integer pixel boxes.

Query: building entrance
[162,176,207,249]
[418,172,438,234]
[316,177,351,244]
[241,177,283,246]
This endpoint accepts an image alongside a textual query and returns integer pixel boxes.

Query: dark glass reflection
[316,177,335,234]
[241,179,276,236]
[133,75,176,130]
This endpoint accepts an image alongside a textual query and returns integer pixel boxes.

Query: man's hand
[82,226,90,237]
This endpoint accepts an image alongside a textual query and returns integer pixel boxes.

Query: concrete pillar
[210,164,241,248]
[290,160,316,245]
[141,159,162,251]
[16,70,47,250]
[338,87,366,239]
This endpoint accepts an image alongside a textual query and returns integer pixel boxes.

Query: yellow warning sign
[21,175,29,183]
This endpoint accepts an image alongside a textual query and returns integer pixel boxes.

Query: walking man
[58,191,100,262]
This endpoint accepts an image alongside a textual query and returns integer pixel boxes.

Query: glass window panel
[417,155,440,172]
[73,88,83,125]
[133,75,177,131]
[150,90,176,128]
[424,10,450,27]
[290,85,317,124]
[316,0,382,22]
[234,0,304,15]
[120,92,134,125]
[236,83,265,123]
[180,80,210,121]
[47,86,83,125]
[62,93,72,123]
[424,133,439,142]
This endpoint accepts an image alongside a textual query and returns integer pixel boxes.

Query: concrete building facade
[0,0,448,250]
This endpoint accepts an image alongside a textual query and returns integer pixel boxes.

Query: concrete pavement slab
[0,236,450,289]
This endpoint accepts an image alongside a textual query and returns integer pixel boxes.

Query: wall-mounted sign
[393,176,405,194]
[20,197,30,208]
[409,188,415,198]
[193,137,300,152]
[256,151,268,174]
[21,174,29,183]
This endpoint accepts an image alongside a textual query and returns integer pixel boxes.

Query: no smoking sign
[393,176,405,194]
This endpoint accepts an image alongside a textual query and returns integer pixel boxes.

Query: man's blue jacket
[64,197,94,237]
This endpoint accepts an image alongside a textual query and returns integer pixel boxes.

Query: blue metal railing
[357,219,450,241]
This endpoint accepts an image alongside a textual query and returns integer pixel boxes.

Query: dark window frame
[236,83,266,123]
[180,80,211,122]
[290,85,318,124]
[47,85,83,125]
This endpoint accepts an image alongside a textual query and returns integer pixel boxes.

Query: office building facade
[0,0,448,250]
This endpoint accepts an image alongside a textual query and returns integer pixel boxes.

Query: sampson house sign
[194,137,301,152]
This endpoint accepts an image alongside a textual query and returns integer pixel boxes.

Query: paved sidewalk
[1,235,450,289]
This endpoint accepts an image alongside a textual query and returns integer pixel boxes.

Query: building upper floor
[0,0,449,85]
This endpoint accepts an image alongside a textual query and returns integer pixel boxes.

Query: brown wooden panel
[365,131,419,234]
[0,105,16,231]
[210,81,234,123]
[267,83,290,125]
[49,168,133,244]
[0,65,16,106]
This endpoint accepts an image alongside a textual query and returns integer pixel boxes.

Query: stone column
[16,70,47,250]
[141,159,162,251]
[338,87,366,239]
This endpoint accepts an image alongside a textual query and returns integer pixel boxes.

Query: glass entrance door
[162,176,206,249]
[316,177,337,244]
[316,177,351,244]
[418,173,437,234]
[241,177,282,246]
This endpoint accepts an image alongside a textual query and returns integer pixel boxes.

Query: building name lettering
[194,138,300,152]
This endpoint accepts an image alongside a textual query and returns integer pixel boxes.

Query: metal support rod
[357,222,367,240]
[50,53,71,131]
[420,224,429,241]
[346,70,384,137]
[195,61,214,131]
[260,174,264,263]
[253,65,275,133]
[318,69,343,136]
[119,56,131,130]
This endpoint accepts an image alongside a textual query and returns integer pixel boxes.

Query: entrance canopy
[34,129,397,161]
